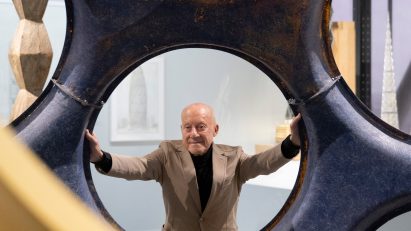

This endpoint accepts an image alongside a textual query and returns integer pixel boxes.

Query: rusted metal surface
[10,0,411,230]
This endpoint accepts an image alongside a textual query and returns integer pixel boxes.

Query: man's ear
[214,124,219,136]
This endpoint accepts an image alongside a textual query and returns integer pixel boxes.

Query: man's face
[181,105,219,155]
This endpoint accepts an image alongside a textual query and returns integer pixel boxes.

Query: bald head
[181,103,216,124]
[180,103,219,155]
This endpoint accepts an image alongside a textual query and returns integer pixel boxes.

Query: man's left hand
[289,113,302,146]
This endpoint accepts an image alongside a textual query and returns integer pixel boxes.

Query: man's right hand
[85,129,104,163]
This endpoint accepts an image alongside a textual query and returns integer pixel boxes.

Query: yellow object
[0,126,114,231]
[275,123,291,144]
[331,21,356,93]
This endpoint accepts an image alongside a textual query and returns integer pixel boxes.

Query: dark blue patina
[10,0,411,230]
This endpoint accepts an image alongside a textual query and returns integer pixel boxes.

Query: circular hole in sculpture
[91,48,301,230]
[377,212,411,231]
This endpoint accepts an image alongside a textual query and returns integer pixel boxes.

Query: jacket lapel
[176,144,202,213]
[203,144,227,215]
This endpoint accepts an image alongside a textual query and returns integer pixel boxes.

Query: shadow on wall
[397,62,411,133]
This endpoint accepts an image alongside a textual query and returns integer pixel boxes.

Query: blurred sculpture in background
[8,0,52,121]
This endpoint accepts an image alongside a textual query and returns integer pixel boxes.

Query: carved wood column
[8,0,52,120]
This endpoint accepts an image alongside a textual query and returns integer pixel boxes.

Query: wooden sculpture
[8,0,52,120]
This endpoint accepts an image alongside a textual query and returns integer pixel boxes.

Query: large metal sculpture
[10,0,411,230]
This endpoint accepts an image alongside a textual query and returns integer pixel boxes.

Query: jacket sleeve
[238,144,290,184]
[104,144,167,183]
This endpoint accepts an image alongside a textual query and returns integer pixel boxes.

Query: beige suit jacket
[106,140,289,231]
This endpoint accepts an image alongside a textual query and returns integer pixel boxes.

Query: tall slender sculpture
[129,68,148,130]
[8,0,52,121]
[380,12,399,129]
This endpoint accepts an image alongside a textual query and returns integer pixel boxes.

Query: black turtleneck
[190,146,213,212]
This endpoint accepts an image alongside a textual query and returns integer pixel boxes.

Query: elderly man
[86,102,301,231]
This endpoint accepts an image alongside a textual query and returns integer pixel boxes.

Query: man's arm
[281,134,301,159]
[84,130,165,182]
[238,113,302,183]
